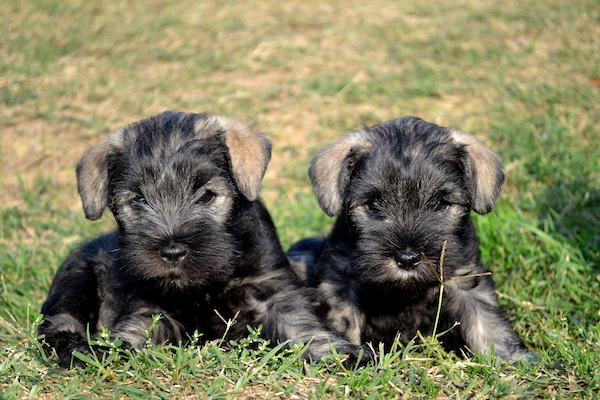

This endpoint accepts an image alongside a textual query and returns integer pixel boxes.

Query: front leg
[107,301,187,349]
[318,281,365,345]
[262,289,372,367]
[232,271,373,367]
[444,275,537,362]
[56,302,187,368]
[38,244,106,368]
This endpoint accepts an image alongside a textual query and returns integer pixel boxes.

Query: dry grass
[4,0,596,211]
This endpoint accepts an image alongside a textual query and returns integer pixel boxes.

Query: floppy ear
[449,129,504,214]
[200,116,271,201]
[309,129,372,216]
[76,129,124,221]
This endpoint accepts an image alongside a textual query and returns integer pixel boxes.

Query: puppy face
[110,139,240,290]
[343,132,475,289]
[310,117,504,290]
[75,112,271,290]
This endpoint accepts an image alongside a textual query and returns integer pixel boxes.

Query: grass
[1,0,599,398]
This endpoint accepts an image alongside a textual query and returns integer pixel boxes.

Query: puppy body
[39,111,369,367]
[289,117,536,362]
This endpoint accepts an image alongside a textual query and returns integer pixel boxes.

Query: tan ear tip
[83,208,104,221]
[214,116,271,202]
[242,185,261,202]
[472,202,493,215]
[322,203,341,217]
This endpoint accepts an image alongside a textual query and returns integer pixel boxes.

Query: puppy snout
[394,249,421,270]
[159,242,189,264]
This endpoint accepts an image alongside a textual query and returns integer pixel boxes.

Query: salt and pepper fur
[39,111,371,368]
[288,117,537,362]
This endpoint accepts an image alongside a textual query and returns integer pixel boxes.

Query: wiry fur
[39,111,371,368]
[288,117,537,362]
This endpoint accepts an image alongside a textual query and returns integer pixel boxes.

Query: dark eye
[434,199,452,212]
[198,190,216,204]
[134,197,148,205]
[365,200,384,217]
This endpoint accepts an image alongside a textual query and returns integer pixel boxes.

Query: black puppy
[289,117,537,362]
[38,111,371,368]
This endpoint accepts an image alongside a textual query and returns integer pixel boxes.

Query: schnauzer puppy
[288,117,537,362]
[38,111,371,368]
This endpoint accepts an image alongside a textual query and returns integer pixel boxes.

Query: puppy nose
[394,250,421,270]
[160,243,189,264]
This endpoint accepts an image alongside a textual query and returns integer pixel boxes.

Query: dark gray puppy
[288,117,537,362]
[39,111,371,368]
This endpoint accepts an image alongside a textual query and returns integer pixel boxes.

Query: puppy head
[311,117,504,288]
[310,117,503,217]
[75,111,272,288]
[77,111,271,221]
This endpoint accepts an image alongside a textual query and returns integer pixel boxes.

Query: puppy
[288,117,537,362]
[38,111,371,368]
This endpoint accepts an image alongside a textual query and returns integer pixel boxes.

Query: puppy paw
[334,343,374,368]
[55,338,134,368]
[56,342,92,369]
[510,350,539,365]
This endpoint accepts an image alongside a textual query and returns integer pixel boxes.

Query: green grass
[1,0,599,398]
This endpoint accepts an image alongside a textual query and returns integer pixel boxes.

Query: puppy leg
[318,281,365,346]
[287,237,326,286]
[287,244,368,362]
[287,240,366,346]
[107,302,187,349]
[445,276,537,362]
[260,290,371,367]
[237,271,372,367]
[38,245,107,367]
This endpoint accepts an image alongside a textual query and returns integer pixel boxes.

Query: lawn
[1,0,599,398]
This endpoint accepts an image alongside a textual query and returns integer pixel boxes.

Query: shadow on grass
[538,177,600,273]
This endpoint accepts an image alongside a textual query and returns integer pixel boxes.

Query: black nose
[394,250,421,270]
[159,243,189,264]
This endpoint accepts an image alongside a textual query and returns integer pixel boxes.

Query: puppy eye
[134,197,148,205]
[365,200,384,217]
[198,190,216,204]
[434,199,452,212]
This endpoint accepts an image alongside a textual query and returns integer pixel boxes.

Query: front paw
[334,343,374,368]
[510,350,539,365]
[56,338,134,368]
[57,342,92,368]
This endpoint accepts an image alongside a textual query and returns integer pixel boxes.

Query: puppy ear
[309,130,372,216]
[201,116,271,201]
[76,130,124,221]
[449,129,504,214]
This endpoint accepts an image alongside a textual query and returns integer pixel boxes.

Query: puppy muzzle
[159,242,189,266]
[394,249,422,270]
